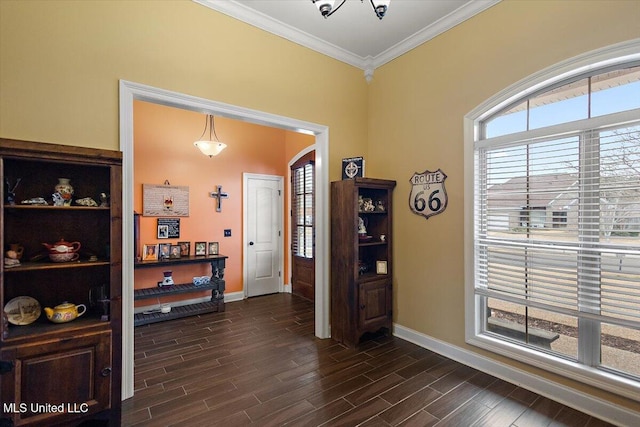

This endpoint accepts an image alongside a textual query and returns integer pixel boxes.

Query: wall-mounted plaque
[143,183,189,217]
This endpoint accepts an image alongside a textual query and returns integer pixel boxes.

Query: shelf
[134,282,219,300]
[134,301,222,326]
[3,259,111,272]
[4,205,110,211]
[5,315,111,344]
[359,240,387,247]
[135,255,227,269]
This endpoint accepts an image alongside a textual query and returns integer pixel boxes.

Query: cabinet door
[358,280,391,330]
[0,331,112,426]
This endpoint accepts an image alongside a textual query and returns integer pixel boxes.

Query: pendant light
[194,114,227,157]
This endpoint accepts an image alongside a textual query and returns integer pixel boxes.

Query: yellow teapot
[44,302,87,323]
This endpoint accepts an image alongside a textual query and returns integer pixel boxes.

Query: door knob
[249,241,254,245]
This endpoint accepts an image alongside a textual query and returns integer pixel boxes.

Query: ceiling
[194,0,499,81]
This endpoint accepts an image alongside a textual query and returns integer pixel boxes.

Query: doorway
[243,173,283,297]
[290,151,315,301]
[119,80,330,400]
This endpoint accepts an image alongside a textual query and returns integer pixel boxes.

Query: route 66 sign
[409,169,448,219]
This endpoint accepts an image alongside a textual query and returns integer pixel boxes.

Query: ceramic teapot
[42,238,81,262]
[44,302,87,323]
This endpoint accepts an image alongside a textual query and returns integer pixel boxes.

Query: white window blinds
[474,120,640,328]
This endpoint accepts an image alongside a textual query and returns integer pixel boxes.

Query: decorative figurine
[5,178,21,205]
[100,192,109,208]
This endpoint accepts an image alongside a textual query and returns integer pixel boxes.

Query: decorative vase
[54,178,74,206]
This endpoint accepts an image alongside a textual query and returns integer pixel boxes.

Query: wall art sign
[157,218,180,239]
[342,156,365,179]
[409,168,448,220]
[143,183,189,217]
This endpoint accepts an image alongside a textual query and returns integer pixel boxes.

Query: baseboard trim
[224,291,245,303]
[393,323,639,427]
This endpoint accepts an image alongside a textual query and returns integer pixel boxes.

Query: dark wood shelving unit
[134,255,227,326]
[1,138,122,426]
[331,177,396,347]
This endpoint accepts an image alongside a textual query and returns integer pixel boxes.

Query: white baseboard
[224,291,244,303]
[393,323,639,427]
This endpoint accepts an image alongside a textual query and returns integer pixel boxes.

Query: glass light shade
[314,0,335,16]
[194,140,227,157]
[372,0,390,19]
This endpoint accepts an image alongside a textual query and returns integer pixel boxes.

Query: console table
[134,255,227,326]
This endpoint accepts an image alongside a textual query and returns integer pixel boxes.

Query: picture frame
[142,244,158,261]
[178,241,190,256]
[194,241,206,256]
[170,245,181,259]
[376,260,388,275]
[157,223,169,239]
[208,242,219,255]
[158,243,171,259]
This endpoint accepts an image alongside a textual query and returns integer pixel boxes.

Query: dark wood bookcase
[0,139,122,426]
[331,177,396,347]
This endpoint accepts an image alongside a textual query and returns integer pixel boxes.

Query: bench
[487,316,560,349]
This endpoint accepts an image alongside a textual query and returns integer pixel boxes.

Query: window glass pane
[592,66,640,117]
[487,299,577,358]
[305,227,313,258]
[485,137,579,237]
[529,79,589,129]
[484,100,528,138]
[601,323,640,377]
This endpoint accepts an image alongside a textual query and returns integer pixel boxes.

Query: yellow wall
[0,0,368,178]
[368,0,640,413]
[2,0,640,414]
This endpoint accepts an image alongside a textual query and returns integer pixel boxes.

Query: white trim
[224,290,245,303]
[118,80,331,401]
[468,38,640,122]
[242,173,285,298]
[394,323,640,427]
[464,38,640,403]
[192,0,499,80]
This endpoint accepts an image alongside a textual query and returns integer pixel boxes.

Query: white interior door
[244,174,283,297]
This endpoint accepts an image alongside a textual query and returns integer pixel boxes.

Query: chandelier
[311,0,390,20]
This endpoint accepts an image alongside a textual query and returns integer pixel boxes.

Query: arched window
[465,40,640,399]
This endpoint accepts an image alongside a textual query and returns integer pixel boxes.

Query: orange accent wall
[133,100,313,304]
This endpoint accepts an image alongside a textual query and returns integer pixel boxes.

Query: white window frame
[464,38,640,400]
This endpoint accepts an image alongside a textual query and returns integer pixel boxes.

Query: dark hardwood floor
[123,294,616,426]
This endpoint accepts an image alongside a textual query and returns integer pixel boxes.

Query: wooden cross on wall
[209,185,229,212]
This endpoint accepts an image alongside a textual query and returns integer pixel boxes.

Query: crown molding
[193,0,500,80]
[193,0,365,69]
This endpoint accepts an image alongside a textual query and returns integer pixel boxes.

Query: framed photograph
[208,242,219,255]
[158,243,171,259]
[157,223,169,239]
[143,244,158,261]
[178,241,190,256]
[170,245,181,259]
[376,260,388,275]
[194,241,206,256]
